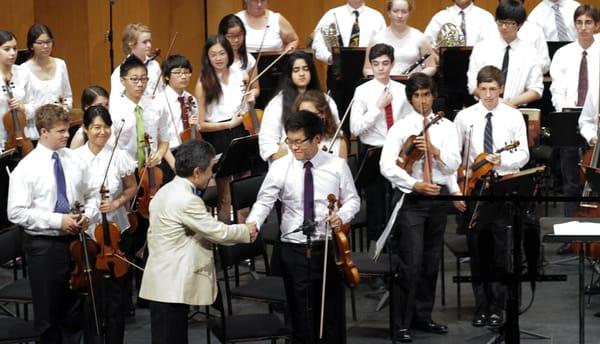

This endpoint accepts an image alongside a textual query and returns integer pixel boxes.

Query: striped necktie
[552,4,570,41]
[459,10,467,42]
[484,112,493,153]
[53,152,70,214]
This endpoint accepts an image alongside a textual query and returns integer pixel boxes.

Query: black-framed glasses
[284,137,311,147]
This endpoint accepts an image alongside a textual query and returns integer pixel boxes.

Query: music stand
[438,46,475,120]
[213,135,265,178]
[354,146,382,189]
[546,111,584,148]
[0,149,17,228]
[543,182,600,344]
[483,169,549,343]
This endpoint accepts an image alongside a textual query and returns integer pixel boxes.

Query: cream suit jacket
[139,176,250,305]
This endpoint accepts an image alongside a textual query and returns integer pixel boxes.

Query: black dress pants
[280,242,346,344]
[24,233,83,344]
[149,301,189,344]
[392,194,448,329]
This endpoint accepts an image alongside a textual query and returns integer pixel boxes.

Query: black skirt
[202,123,248,155]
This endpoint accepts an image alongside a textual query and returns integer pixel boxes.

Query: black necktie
[484,112,493,153]
[501,45,510,84]
[303,161,314,225]
[349,10,360,47]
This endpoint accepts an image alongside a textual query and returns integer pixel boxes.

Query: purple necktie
[53,152,70,214]
[303,161,314,225]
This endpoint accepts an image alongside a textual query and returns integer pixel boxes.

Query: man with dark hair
[350,42,410,250]
[8,104,98,343]
[248,110,360,344]
[553,4,599,223]
[467,0,543,108]
[139,139,257,344]
[455,65,529,328]
[380,73,461,342]
[154,54,199,182]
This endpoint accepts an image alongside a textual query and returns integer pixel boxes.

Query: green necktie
[135,105,146,168]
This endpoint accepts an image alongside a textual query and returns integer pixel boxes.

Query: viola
[95,185,129,278]
[396,112,444,175]
[2,79,33,156]
[463,141,520,196]
[179,96,202,142]
[241,106,263,136]
[327,194,360,287]
[136,133,163,219]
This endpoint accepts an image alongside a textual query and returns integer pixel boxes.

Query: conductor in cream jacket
[139,140,258,344]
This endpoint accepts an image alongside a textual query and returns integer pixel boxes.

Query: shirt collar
[452,3,473,14]
[346,3,364,15]
[36,142,63,160]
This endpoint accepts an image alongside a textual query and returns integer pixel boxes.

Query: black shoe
[488,314,503,328]
[594,311,600,318]
[412,320,448,334]
[472,314,487,327]
[396,328,412,343]
[557,243,573,255]
[368,277,386,292]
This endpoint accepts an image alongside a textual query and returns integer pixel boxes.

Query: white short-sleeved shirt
[236,10,283,52]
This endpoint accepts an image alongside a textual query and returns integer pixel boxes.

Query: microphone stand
[301,221,316,344]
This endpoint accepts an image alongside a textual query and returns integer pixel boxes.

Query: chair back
[229,174,266,224]
[218,234,270,274]
[0,226,23,265]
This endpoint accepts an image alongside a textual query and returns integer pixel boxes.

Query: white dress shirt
[578,88,600,144]
[312,4,386,64]
[380,111,461,194]
[518,21,551,74]
[468,36,544,103]
[236,10,284,52]
[350,78,411,147]
[0,64,37,146]
[22,57,73,112]
[247,150,360,244]
[7,144,99,235]
[550,39,599,111]
[232,52,256,75]
[424,3,496,47]
[152,85,199,149]
[528,0,581,41]
[205,67,246,123]
[369,27,433,76]
[454,101,530,177]
[259,91,339,161]
[74,143,136,237]
[109,94,170,164]
[109,57,162,105]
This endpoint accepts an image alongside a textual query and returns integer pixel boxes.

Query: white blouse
[205,67,246,123]
[74,143,136,237]
[369,27,433,76]
[236,10,284,52]
[22,57,73,111]
[0,64,36,146]
[232,52,256,75]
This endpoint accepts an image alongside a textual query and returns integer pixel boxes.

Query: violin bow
[421,102,433,183]
[150,32,179,98]
[319,194,337,339]
[247,46,294,87]
[461,125,473,195]
[323,97,354,154]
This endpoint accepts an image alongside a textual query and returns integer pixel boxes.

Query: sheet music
[372,192,405,261]
[554,221,600,235]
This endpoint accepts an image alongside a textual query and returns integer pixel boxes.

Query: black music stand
[483,170,550,344]
[0,149,17,227]
[213,135,265,178]
[543,186,600,344]
[328,48,366,139]
[545,111,584,148]
[354,146,382,189]
[438,46,476,120]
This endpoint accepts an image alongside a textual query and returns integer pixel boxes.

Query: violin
[239,70,263,135]
[95,185,129,278]
[2,78,33,156]
[327,194,360,287]
[136,133,163,219]
[68,202,102,334]
[179,96,202,142]
[396,112,444,175]
[462,141,520,196]
[146,48,161,64]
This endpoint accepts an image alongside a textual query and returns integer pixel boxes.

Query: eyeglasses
[125,76,149,84]
[33,39,53,46]
[171,71,192,77]
[208,51,227,59]
[225,32,244,40]
[496,20,518,28]
[284,137,311,147]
